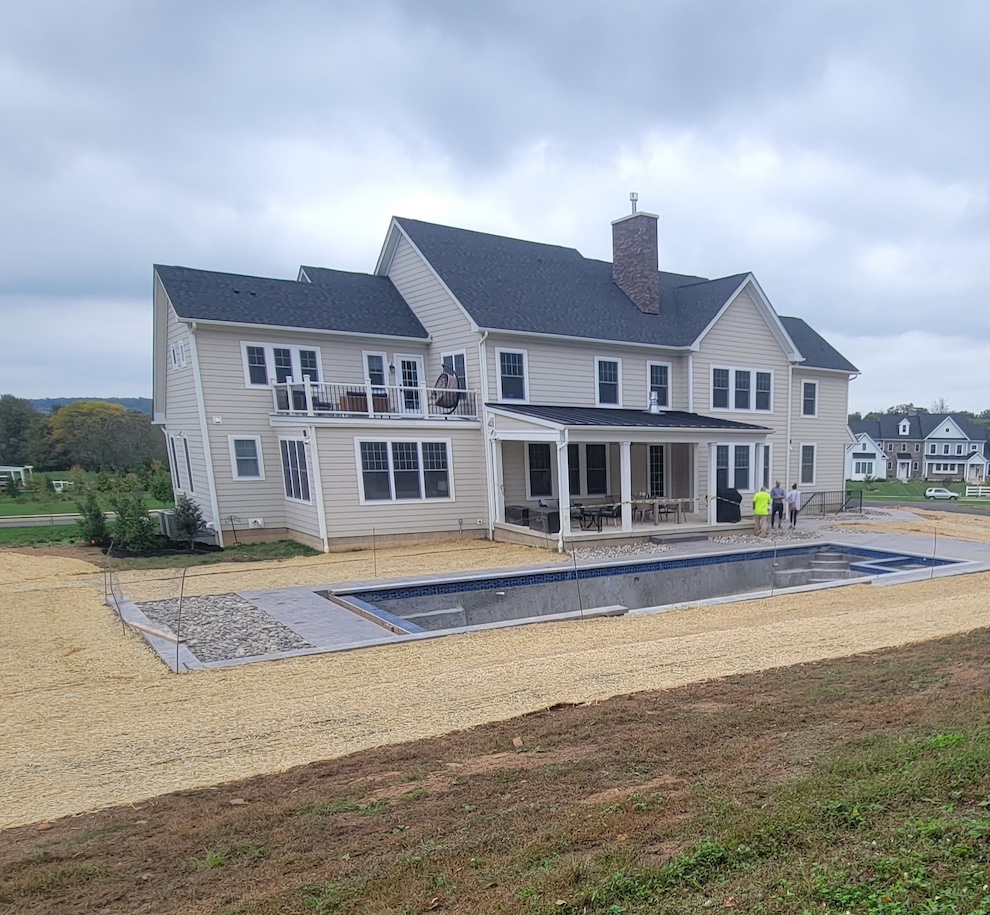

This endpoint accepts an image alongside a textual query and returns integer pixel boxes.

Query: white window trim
[761,442,773,490]
[168,434,183,492]
[646,360,671,408]
[354,437,455,504]
[170,345,178,369]
[182,436,194,494]
[710,366,774,413]
[801,380,818,418]
[495,347,529,403]
[362,350,390,387]
[929,443,937,454]
[240,342,324,389]
[524,441,554,501]
[714,441,760,492]
[594,356,623,407]
[440,348,468,389]
[899,421,910,435]
[580,443,611,496]
[227,435,266,481]
[278,436,312,504]
[800,442,817,486]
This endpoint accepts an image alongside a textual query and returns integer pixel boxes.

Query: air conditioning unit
[159,510,178,540]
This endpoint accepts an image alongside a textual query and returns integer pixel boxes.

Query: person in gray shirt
[770,481,786,529]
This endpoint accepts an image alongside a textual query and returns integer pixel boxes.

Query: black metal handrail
[801,489,863,516]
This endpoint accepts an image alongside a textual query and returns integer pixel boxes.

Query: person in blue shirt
[770,481,786,529]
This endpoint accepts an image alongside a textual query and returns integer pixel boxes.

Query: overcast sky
[1,0,987,414]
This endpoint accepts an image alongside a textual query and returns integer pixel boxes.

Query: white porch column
[491,437,504,523]
[706,441,717,524]
[620,440,632,530]
[557,440,572,540]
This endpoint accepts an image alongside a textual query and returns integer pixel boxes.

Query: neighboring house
[849,414,990,482]
[844,431,885,481]
[152,203,859,551]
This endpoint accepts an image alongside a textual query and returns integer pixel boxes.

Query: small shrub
[4,476,21,499]
[147,469,174,504]
[78,493,110,547]
[108,492,162,552]
[173,494,205,550]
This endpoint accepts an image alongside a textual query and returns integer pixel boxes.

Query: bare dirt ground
[1,512,988,834]
[834,505,990,542]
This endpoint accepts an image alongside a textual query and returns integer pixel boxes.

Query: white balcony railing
[271,380,479,420]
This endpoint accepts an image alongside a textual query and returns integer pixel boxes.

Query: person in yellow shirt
[752,485,771,536]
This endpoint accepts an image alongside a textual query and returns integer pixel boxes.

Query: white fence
[965,485,990,498]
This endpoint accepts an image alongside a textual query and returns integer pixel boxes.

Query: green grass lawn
[846,479,971,501]
[0,525,82,547]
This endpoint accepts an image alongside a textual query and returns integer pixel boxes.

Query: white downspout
[478,330,495,537]
[786,362,794,486]
[687,352,694,412]
[307,425,329,552]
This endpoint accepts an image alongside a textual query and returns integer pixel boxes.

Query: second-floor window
[596,358,620,406]
[497,349,527,401]
[648,362,670,408]
[802,381,818,417]
[441,351,467,390]
[712,368,772,412]
[242,343,321,387]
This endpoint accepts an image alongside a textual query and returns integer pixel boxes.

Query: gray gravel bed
[709,527,823,546]
[572,542,673,561]
[138,593,313,663]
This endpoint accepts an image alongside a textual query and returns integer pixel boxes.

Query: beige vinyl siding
[486,333,688,410]
[316,426,488,538]
[790,369,850,490]
[387,235,481,391]
[193,325,430,532]
[161,296,213,523]
[693,286,789,489]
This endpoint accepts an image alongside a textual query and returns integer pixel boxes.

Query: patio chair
[599,504,621,527]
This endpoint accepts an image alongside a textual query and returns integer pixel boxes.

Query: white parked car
[925,487,958,500]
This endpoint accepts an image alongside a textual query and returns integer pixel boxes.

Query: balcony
[270,381,479,421]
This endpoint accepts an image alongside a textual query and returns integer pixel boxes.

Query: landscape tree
[931,396,951,413]
[48,401,165,471]
[0,395,44,466]
[173,494,205,550]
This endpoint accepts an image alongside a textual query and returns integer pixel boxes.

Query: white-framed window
[929,443,937,454]
[566,443,610,497]
[647,361,670,408]
[888,443,894,452]
[169,342,187,369]
[915,444,920,452]
[496,348,528,402]
[943,443,950,455]
[854,461,875,475]
[441,350,467,391]
[228,435,265,480]
[595,357,621,406]
[168,435,182,491]
[363,350,389,389]
[711,367,773,412]
[800,444,816,485]
[279,438,311,503]
[761,443,772,489]
[733,444,751,490]
[971,443,979,452]
[913,462,919,471]
[714,443,760,491]
[802,381,818,417]
[956,444,964,455]
[357,439,453,502]
[899,420,910,435]
[715,444,730,491]
[525,442,553,499]
[182,438,194,494]
[240,342,322,388]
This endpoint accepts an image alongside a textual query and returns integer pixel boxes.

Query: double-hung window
[800,444,816,485]
[242,343,321,387]
[712,368,772,412]
[733,445,750,490]
[358,440,452,502]
[280,439,311,502]
[585,444,608,494]
[712,369,730,409]
[527,443,553,498]
[441,351,467,391]
[596,358,620,406]
[648,362,670,408]
[229,436,264,480]
[497,350,527,401]
[802,381,818,417]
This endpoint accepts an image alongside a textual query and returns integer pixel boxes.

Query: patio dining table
[633,498,689,524]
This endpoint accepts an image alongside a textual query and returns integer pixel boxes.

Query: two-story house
[849,414,990,482]
[152,203,859,551]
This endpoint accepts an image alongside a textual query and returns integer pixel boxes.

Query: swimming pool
[327,543,960,635]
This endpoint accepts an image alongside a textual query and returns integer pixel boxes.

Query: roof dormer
[898,419,910,436]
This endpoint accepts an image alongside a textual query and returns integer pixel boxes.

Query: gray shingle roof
[489,404,769,431]
[395,217,749,347]
[156,265,428,338]
[850,414,990,443]
[779,316,859,373]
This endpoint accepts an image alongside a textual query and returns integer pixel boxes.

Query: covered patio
[486,405,770,551]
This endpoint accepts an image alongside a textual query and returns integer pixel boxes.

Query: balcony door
[395,354,424,413]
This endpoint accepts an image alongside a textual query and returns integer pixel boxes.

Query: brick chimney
[612,194,659,315]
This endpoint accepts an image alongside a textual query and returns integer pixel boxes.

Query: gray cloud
[1,0,988,407]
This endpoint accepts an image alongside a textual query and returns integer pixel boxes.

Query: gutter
[478,330,495,537]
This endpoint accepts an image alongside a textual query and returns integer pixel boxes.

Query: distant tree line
[0,395,165,471]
